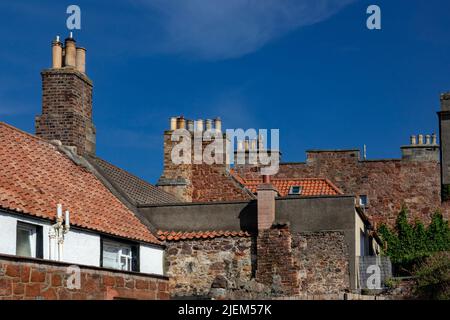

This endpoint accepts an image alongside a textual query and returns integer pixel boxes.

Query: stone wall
[235,150,447,226]
[163,227,352,299]
[256,225,300,297]
[158,131,252,202]
[164,236,254,298]
[0,254,169,300]
[292,231,349,295]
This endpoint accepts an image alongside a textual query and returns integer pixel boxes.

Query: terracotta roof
[0,122,160,245]
[157,230,251,241]
[230,170,342,197]
[86,155,180,205]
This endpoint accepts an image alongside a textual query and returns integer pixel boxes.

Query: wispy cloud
[139,0,356,60]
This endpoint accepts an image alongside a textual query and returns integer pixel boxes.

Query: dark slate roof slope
[87,156,180,205]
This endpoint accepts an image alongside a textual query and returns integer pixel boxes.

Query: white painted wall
[62,228,100,266]
[0,210,164,275]
[140,244,164,275]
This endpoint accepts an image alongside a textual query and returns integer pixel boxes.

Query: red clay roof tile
[230,169,342,197]
[156,230,251,241]
[0,122,159,245]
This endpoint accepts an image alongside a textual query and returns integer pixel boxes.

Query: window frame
[16,221,43,259]
[289,185,302,195]
[100,237,139,272]
[359,195,369,207]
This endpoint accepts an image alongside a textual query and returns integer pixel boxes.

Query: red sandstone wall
[191,165,253,202]
[235,152,447,226]
[0,255,169,300]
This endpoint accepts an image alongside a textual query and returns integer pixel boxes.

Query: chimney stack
[36,34,95,155]
[257,175,277,230]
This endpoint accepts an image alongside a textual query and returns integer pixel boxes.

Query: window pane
[16,228,32,257]
[103,243,120,269]
[16,223,37,258]
[102,240,133,271]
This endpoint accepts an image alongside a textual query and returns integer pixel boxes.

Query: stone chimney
[35,34,95,155]
[401,132,439,162]
[257,175,277,230]
[157,115,228,201]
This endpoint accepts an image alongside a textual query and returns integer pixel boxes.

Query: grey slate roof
[86,155,180,205]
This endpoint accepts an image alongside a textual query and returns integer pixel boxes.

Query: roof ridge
[324,178,344,195]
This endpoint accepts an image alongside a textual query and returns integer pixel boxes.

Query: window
[16,222,43,258]
[359,195,368,207]
[101,239,138,272]
[289,186,302,195]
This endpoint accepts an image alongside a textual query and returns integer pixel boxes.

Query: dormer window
[359,195,368,207]
[289,186,302,195]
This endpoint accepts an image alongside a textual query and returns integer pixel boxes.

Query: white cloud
[140,0,356,60]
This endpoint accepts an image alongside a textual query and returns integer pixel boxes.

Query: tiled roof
[157,230,251,241]
[87,156,180,205]
[230,170,342,197]
[0,122,160,245]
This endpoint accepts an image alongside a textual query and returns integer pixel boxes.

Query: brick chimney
[257,175,277,230]
[35,34,96,155]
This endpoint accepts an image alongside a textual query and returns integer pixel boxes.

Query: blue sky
[1,0,450,183]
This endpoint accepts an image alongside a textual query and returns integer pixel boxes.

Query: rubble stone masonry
[236,150,447,226]
[0,255,169,300]
[163,227,351,299]
[164,237,254,298]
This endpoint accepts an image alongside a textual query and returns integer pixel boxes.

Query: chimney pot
[250,139,257,151]
[64,37,77,67]
[418,134,424,145]
[214,117,222,132]
[51,37,63,69]
[176,116,186,129]
[237,140,244,151]
[196,119,204,132]
[425,134,431,145]
[205,119,212,131]
[187,120,194,132]
[169,117,177,131]
[432,133,437,145]
[244,139,249,151]
[410,135,417,145]
[75,47,86,73]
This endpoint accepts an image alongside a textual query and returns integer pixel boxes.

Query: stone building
[1,34,448,299]
[0,35,173,300]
